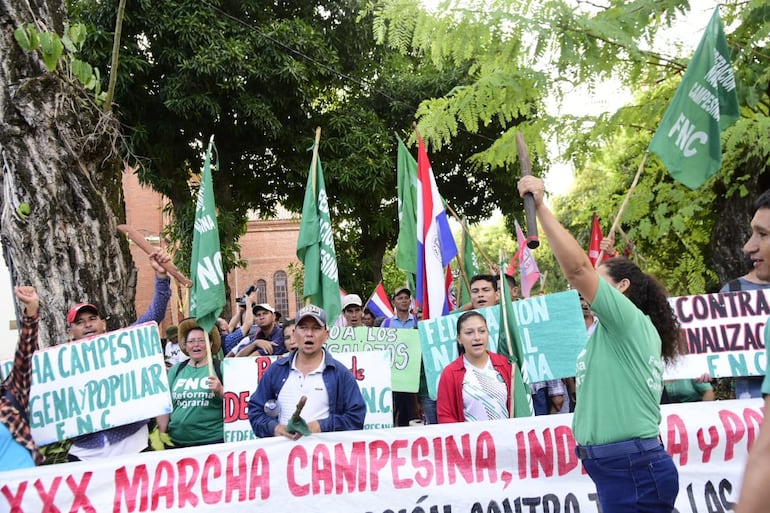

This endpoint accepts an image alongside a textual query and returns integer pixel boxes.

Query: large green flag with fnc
[296,146,341,325]
[495,259,534,418]
[190,137,226,332]
[648,8,739,190]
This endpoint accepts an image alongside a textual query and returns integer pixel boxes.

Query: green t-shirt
[762,322,770,395]
[573,278,664,445]
[665,379,712,402]
[168,363,224,447]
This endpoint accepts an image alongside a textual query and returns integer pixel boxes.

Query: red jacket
[436,351,513,423]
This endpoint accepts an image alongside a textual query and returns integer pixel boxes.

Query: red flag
[445,263,456,311]
[588,213,603,267]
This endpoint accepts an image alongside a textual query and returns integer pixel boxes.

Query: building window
[273,271,289,318]
[256,279,267,304]
[294,290,303,316]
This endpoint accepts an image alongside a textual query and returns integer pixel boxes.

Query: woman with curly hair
[518,176,680,513]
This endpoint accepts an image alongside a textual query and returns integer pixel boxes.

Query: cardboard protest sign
[666,289,770,379]
[0,398,758,512]
[419,290,587,399]
[0,322,171,445]
[325,326,420,392]
[223,351,393,442]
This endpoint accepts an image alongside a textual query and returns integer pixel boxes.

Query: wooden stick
[204,329,215,378]
[594,153,648,268]
[444,202,496,271]
[117,224,192,287]
[510,362,517,418]
[515,133,539,249]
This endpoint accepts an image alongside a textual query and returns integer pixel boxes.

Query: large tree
[69,0,538,298]
[0,0,136,346]
[374,0,770,295]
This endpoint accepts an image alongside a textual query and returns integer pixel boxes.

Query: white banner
[0,322,170,445]
[222,351,393,442]
[667,289,770,379]
[0,399,759,512]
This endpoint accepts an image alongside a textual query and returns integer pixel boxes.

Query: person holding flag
[518,175,681,512]
[436,311,513,423]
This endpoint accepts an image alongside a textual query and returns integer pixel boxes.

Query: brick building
[122,169,301,333]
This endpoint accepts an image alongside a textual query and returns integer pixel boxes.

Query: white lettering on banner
[195,252,224,289]
[318,189,329,214]
[320,248,338,282]
[688,83,721,121]
[514,296,549,325]
[667,113,708,156]
[705,49,737,92]
[193,214,215,233]
[0,399,758,512]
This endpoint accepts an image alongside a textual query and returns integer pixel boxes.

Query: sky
[0,1,723,358]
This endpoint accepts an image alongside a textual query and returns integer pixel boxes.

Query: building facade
[122,169,301,333]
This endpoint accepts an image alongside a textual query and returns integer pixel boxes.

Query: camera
[236,285,257,306]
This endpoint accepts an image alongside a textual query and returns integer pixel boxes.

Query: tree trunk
[0,0,135,347]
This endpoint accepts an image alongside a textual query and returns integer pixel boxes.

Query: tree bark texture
[0,0,136,347]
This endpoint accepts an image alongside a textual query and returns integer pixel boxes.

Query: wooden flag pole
[445,201,496,271]
[515,133,539,249]
[499,248,516,418]
[594,152,648,268]
[204,329,215,378]
[455,219,473,299]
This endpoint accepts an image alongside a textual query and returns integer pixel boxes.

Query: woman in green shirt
[518,176,680,513]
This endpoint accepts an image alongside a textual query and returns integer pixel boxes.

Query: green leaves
[14,23,39,51]
[14,21,106,104]
[37,32,64,71]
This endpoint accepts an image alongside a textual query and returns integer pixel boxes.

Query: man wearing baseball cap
[248,304,365,439]
[230,303,285,357]
[341,294,364,327]
[65,250,172,461]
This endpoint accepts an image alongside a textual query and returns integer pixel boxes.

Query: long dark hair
[601,258,680,364]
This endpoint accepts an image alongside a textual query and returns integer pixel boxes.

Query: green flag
[459,219,479,305]
[296,146,341,325]
[495,259,534,418]
[648,8,739,190]
[189,136,226,332]
[396,136,419,275]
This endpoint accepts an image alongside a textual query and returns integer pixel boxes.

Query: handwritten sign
[325,326,420,392]
[0,322,171,445]
[419,290,588,399]
[666,289,770,378]
[223,351,393,442]
[0,399,758,512]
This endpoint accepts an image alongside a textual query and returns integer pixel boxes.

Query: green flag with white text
[296,147,341,325]
[189,137,226,332]
[396,136,419,275]
[648,8,739,190]
[495,259,534,418]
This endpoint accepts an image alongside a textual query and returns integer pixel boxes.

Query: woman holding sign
[156,318,224,448]
[436,311,513,423]
[518,176,680,513]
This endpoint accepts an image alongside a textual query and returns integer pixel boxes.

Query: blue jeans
[419,396,437,425]
[581,444,678,512]
[532,388,550,416]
